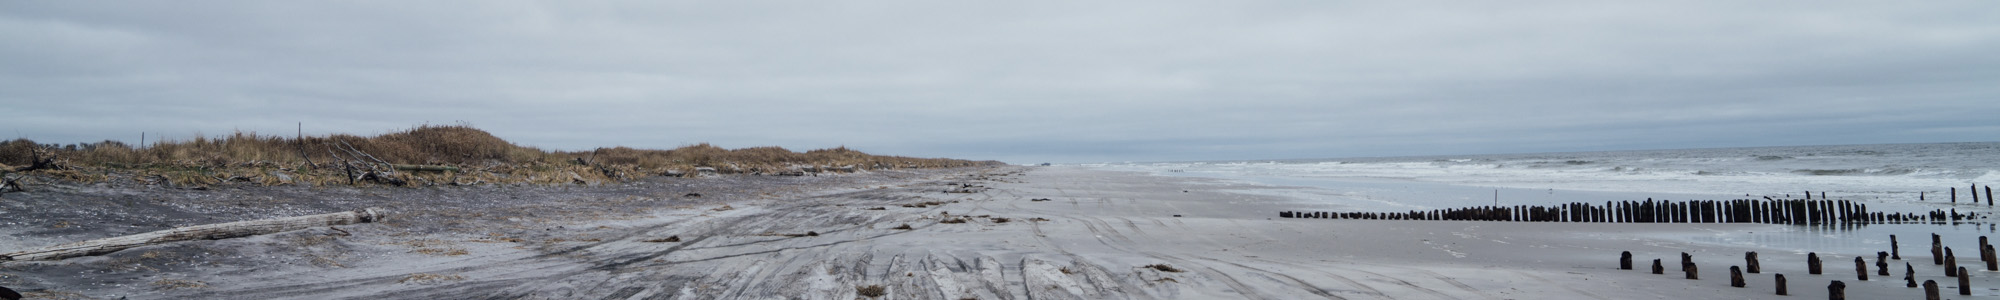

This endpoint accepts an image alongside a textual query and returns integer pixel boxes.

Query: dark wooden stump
[1686,262,1699,280]
[1925,280,1940,300]
[1855,257,1868,280]
[1961,266,1973,295]
[1653,259,1664,274]
[1892,234,1901,259]
[1747,251,1761,273]
[1621,251,1633,270]
[1808,252,1822,275]
[1947,247,1958,277]
[1776,273,1788,295]
[1878,251,1891,276]
[0,285,19,300]
[1828,280,1846,300]
[1730,266,1745,287]
[1987,244,1997,271]
[1934,233,1945,265]
[1907,262,1919,288]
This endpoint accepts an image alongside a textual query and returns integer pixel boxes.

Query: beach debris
[864,207,886,210]
[1,208,385,261]
[893,223,913,230]
[684,193,702,198]
[1143,264,1184,273]
[1924,280,1939,300]
[1030,198,1051,202]
[1620,251,1633,270]
[1854,257,1868,281]
[940,218,967,224]
[1827,280,1845,300]
[1652,259,1664,274]
[991,217,1010,223]
[1729,266,1745,287]
[711,204,733,212]
[643,235,681,243]
[1775,274,1788,295]
[1172,214,1182,217]
[1745,251,1759,273]
[1807,252,1822,274]
[856,285,886,298]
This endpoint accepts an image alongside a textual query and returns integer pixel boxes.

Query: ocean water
[1084,142,2000,255]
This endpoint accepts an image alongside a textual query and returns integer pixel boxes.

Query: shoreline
[1,165,1990,299]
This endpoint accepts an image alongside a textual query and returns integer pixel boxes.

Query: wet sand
[0,166,1978,299]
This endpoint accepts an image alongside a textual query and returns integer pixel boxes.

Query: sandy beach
[1,166,1984,299]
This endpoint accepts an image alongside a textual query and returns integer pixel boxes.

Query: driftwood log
[1,208,384,262]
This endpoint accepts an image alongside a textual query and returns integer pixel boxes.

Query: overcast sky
[2,1,1996,163]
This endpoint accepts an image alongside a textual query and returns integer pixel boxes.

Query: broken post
[1653,259,1664,274]
[1854,257,1867,280]
[1776,273,1788,295]
[1731,266,1746,287]
[1988,244,1997,271]
[1935,233,1945,265]
[1893,234,1902,259]
[1877,252,1890,276]
[1828,280,1846,300]
[1747,251,1761,273]
[1907,263,1918,288]
[1925,280,1940,300]
[1808,252,1822,275]
[1947,247,1959,277]
[1621,251,1633,270]
[1686,262,1699,280]
[1961,266,1973,295]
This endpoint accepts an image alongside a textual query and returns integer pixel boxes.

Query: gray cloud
[3,0,1996,163]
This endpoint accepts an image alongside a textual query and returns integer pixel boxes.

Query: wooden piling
[1961,266,1973,295]
[1947,247,1958,277]
[1907,262,1918,288]
[1892,234,1901,259]
[1653,259,1664,274]
[1686,262,1699,280]
[1808,252,1822,275]
[1952,187,1958,204]
[1828,280,1846,300]
[1775,273,1788,295]
[1877,252,1890,276]
[1747,251,1760,273]
[1987,244,1997,271]
[1924,280,1939,300]
[1729,265,1745,287]
[1855,257,1868,281]
[1934,234,1945,265]
[1621,251,1632,270]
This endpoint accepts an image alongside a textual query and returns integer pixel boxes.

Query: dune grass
[0,124,998,187]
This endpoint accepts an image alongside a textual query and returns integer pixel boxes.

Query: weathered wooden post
[1621,251,1633,270]
[1987,244,1997,271]
[1961,266,1973,295]
[1925,280,1940,300]
[1808,252,1823,274]
[1828,280,1846,300]
[1935,233,1945,265]
[1686,262,1699,280]
[1855,257,1868,280]
[1775,273,1788,295]
[1747,251,1761,273]
[1878,252,1890,276]
[1946,247,1958,277]
[1681,252,1692,272]
[1907,262,1919,288]
[1731,266,1746,287]
[1653,259,1664,274]
[1892,234,1902,259]
[1952,187,1958,204]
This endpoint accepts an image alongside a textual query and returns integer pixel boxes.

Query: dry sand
[0,166,1977,299]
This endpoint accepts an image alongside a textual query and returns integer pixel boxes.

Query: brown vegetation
[856,284,886,297]
[0,124,999,187]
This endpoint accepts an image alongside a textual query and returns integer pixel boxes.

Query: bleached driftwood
[1,208,385,262]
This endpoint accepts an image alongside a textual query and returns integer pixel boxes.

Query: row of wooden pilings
[1279,199,1984,225]
[1621,233,1999,299]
